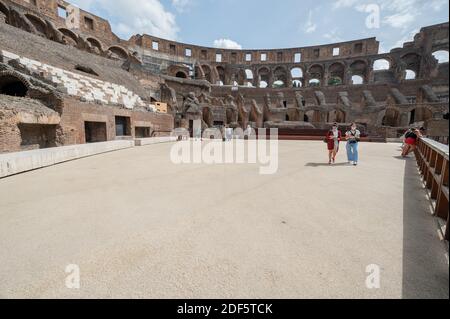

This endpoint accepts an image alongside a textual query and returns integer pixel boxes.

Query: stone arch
[235,69,247,86]
[291,67,303,87]
[349,60,368,84]
[216,66,226,85]
[328,62,344,85]
[401,53,421,77]
[432,50,449,64]
[86,37,103,54]
[0,72,31,97]
[307,64,324,86]
[107,46,129,60]
[257,67,271,88]
[373,58,391,70]
[175,71,188,79]
[272,66,288,88]
[58,28,78,46]
[202,65,212,83]
[195,65,205,80]
[24,13,47,37]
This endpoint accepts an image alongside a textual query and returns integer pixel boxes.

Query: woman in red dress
[326,123,342,165]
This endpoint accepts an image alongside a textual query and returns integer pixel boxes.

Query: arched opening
[304,114,309,122]
[273,67,288,88]
[432,50,449,64]
[291,67,303,78]
[309,79,320,87]
[176,71,187,79]
[373,59,390,70]
[0,75,28,97]
[292,80,302,88]
[258,67,270,88]
[286,114,290,121]
[405,69,416,80]
[273,80,285,88]
[234,69,247,86]
[87,37,103,54]
[328,63,344,86]
[108,46,128,60]
[216,66,226,85]
[202,65,212,83]
[25,14,47,37]
[382,109,400,127]
[401,53,421,79]
[59,28,78,47]
[349,60,367,84]
[351,75,364,85]
[291,67,303,87]
[308,64,324,86]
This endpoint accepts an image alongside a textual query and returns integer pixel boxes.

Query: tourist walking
[345,123,361,166]
[325,123,342,165]
[402,127,422,157]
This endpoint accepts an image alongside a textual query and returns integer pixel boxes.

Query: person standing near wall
[345,123,361,166]
[402,127,422,157]
[325,123,342,165]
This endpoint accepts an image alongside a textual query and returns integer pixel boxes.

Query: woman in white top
[345,123,361,166]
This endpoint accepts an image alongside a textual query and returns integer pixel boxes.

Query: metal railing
[415,138,449,241]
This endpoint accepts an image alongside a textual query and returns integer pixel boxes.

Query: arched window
[405,70,416,80]
[176,71,187,79]
[291,67,303,78]
[373,59,390,70]
[259,81,268,88]
[432,50,449,64]
[0,75,28,97]
[351,75,364,85]
[273,80,285,88]
[309,79,320,87]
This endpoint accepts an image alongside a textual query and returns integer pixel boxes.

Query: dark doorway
[0,76,28,97]
[409,109,416,124]
[115,116,131,137]
[85,121,107,143]
[135,127,151,138]
[18,124,57,150]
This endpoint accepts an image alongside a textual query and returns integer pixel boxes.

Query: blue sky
[70,0,449,52]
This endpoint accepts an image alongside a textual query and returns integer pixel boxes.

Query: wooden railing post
[415,138,449,241]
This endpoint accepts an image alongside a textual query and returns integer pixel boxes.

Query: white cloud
[172,0,191,13]
[333,0,358,9]
[70,0,179,40]
[323,29,343,42]
[213,38,242,50]
[304,10,317,34]
[383,12,416,28]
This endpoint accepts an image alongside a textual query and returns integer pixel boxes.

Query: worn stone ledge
[0,140,134,178]
[135,136,177,146]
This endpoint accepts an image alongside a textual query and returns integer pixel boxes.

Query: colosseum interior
[0,0,448,152]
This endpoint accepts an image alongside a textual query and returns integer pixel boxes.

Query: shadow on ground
[305,162,350,167]
[402,155,449,299]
